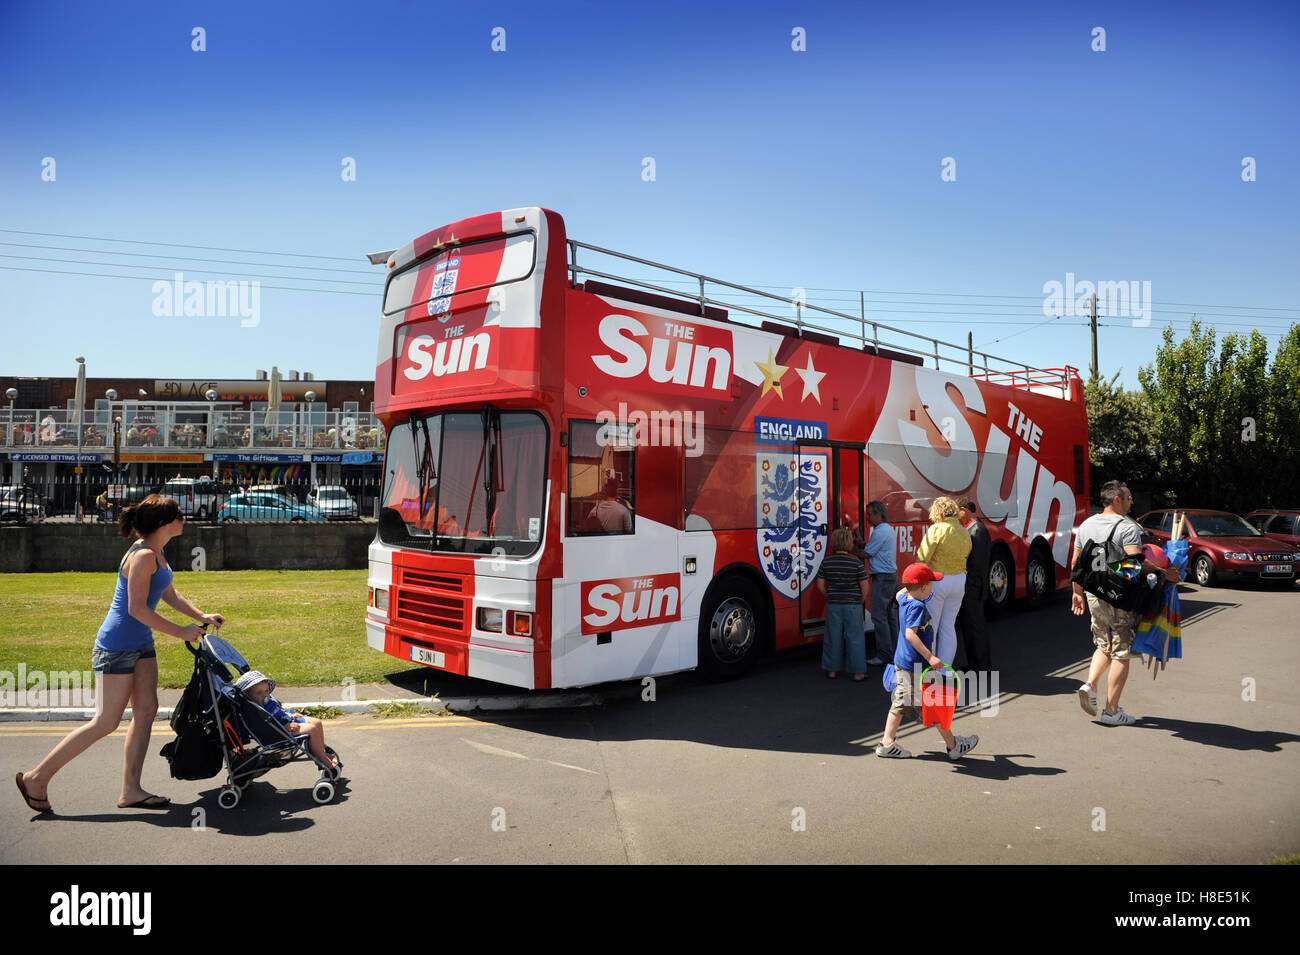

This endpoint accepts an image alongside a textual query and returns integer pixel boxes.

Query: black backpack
[159,660,224,780]
[1071,520,1163,614]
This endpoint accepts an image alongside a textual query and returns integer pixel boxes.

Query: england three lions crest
[756,450,828,600]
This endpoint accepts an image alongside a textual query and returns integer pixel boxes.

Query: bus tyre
[986,549,1014,616]
[1192,554,1217,588]
[698,577,766,681]
[1025,546,1052,607]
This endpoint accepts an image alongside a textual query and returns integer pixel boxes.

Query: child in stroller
[234,670,337,773]
[164,630,343,809]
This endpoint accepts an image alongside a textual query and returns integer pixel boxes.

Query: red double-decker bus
[365,208,1089,689]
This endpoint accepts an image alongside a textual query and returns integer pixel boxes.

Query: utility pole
[1088,292,1098,381]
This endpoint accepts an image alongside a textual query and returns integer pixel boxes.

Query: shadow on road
[375,587,1294,766]
[23,777,351,833]
[1133,717,1300,752]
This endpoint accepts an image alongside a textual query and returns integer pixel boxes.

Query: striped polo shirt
[818,553,868,604]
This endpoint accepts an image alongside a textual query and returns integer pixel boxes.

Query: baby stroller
[162,629,342,809]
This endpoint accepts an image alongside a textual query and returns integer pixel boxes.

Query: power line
[7,226,1296,325]
[0,228,360,262]
[0,241,375,276]
[0,264,374,296]
[0,254,375,286]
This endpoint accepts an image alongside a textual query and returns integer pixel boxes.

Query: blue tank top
[95,544,173,651]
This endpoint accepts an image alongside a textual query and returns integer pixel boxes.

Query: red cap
[901,562,943,585]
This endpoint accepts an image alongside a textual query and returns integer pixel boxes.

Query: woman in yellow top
[916,496,972,665]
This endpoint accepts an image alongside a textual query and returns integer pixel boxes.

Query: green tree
[1139,319,1299,511]
[1083,371,1157,497]
[1262,324,1300,505]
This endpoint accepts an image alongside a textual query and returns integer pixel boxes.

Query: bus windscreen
[378,410,547,557]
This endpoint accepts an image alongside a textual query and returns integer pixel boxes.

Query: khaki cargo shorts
[1086,594,1139,659]
[890,667,919,714]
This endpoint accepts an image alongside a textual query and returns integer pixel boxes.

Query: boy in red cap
[876,562,980,760]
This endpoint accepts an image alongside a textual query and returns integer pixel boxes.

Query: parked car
[1137,508,1300,587]
[160,477,235,521]
[307,485,359,520]
[1244,509,1300,548]
[0,486,46,523]
[246,483,303,503]
[217,492,325,523]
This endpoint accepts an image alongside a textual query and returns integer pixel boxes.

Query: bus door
[795,440,865,631]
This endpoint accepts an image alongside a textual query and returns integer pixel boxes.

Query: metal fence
[1,404,386,452]
[0,477,383,523]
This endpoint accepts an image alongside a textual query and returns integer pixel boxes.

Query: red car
[1137,509,1300,587]
[1245,509,1300,548]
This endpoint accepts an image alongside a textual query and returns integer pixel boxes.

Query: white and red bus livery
[366,208,1089,689]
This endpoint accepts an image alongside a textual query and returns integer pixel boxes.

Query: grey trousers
[869,573,900,660]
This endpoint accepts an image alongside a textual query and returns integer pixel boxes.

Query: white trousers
[929,572,967,665]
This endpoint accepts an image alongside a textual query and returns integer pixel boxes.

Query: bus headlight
[369,587,389,611]
[477,607,504,633]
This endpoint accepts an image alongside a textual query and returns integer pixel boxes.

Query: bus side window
[567,420,635,536]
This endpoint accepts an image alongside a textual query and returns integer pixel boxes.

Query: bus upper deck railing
[568,239,1079,394]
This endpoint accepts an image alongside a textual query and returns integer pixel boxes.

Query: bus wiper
[481,406,503,535]
[412,412,435,525]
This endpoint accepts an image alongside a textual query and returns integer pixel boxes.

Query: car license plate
[410,646,445,667]
[1265,564,1291,575]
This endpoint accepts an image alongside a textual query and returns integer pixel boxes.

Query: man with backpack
[1070,481,1180,725]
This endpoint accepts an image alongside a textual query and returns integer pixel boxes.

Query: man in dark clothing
[955,497,992,676]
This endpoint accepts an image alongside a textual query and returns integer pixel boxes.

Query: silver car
[308,485,359,520]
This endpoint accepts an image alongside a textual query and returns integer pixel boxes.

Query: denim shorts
[91,645,157,674]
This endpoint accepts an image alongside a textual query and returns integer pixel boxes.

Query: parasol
[1132,511,1190,678]
[263,366,282,430]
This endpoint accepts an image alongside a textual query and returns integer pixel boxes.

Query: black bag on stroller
[160,655,224,780]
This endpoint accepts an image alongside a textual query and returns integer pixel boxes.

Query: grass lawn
[0,570,394,688]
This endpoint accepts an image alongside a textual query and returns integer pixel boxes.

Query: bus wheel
[986,549,1014,616]
[698,578,766,681]
[1025,546,1053,607]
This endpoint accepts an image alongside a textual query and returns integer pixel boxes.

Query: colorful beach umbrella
[1132,515,1191,679]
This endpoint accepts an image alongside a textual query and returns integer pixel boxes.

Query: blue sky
[1,0,1296,389]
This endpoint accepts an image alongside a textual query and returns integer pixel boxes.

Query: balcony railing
[1,404,387,453]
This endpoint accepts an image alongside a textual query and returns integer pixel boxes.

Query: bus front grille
[395,590,466,634]
[401,569,465,592]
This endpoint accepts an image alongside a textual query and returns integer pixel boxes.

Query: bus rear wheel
[698,577,766,681]
[987,548,1014,616]
[1025,545,1053,607]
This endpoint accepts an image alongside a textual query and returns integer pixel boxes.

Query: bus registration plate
[410,646,445,667]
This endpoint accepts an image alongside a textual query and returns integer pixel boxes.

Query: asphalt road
[3,580,1297,864]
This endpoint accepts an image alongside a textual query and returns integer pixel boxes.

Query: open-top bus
[365,207,1089,689]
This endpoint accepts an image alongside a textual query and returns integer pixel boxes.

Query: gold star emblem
[795,354,826,404]
[754,347,788,399]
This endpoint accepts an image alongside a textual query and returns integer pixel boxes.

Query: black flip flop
[118,794,171,809]
[15,772,52,814]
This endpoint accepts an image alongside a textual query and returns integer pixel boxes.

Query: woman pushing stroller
[16,495,222,814]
